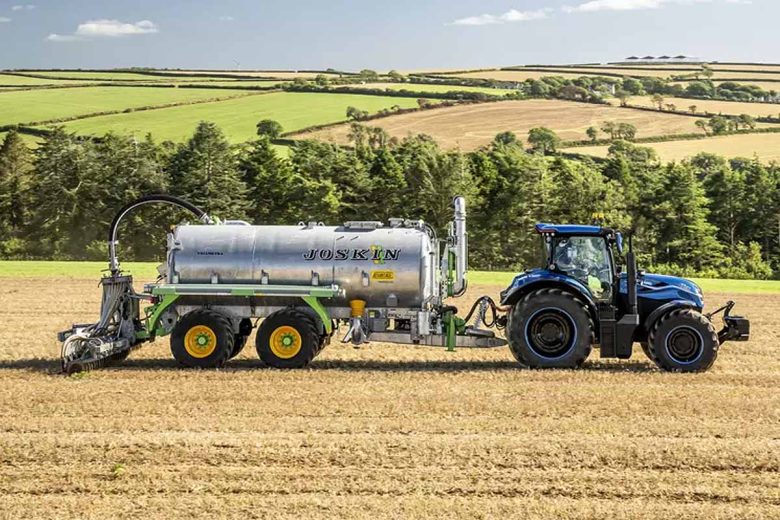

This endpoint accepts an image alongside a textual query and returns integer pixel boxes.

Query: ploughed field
[296,99,706,150]
[0,272,777,519]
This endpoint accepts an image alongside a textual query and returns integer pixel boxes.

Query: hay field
[297,100,706,150]
[348,82,514,96]
[443,70,630,82]
[0,272,777,519]
[609,96,780,118]
[568,132,780,163]
[58,92,424,144]
[0,86,254,126]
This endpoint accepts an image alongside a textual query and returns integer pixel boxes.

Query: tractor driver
[553,238,611,299]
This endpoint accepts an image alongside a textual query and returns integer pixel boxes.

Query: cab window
[551,236,613,299]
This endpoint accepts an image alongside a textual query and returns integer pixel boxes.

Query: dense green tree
[527,127,561,154]
[168,122,248,220]
[256,119,284,139]
[0,131,33,253]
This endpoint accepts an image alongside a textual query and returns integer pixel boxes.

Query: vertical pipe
[451,196,468,297]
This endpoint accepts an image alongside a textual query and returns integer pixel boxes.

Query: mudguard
[643,299,700,331]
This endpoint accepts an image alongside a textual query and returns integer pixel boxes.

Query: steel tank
[168,223,436,308]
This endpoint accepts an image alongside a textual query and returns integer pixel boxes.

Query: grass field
[568,132,780,163]
[0,86,255,126]
[0,73,93,87]
[443,69,627,82]
[11,71,187,81]
[0,273,776,518]
[296,99,706,150]
[611,96,780,118]
[162,70,345,80]
[58,92,425,143]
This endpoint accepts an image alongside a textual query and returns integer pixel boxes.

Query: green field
[0,132,41,147]
[358,82,514,96]
[2,261,777,293]
[58,92,425,143]
[0,86,256,126]
[12,71,180,81]
[0,74,93,87]
[174,80,282,88]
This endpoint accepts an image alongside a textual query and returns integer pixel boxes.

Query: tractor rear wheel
[507,288,593,369]
[170,309,234,368]
[256,309,319,369]
[647,309,718,372]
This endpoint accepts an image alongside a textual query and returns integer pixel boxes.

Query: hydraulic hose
[107,194,213,274]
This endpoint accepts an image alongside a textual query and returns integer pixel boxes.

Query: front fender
[643,300,700,332]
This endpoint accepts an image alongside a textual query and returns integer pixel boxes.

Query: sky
[0,0,774,70]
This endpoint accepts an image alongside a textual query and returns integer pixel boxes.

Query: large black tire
[170,309,234,368]
[256,309,319,369]
[647,309,718,372]
[507,288,593,369]
[230,319,254,359]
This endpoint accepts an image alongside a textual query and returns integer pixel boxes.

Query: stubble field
[0,273,777,519]
[296,99,706,150]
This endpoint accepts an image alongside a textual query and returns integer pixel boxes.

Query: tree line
[0,122,777,279]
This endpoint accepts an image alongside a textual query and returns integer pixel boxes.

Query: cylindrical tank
[168,223,436,308]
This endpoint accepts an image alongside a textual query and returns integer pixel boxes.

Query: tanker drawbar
[58,194,505,373]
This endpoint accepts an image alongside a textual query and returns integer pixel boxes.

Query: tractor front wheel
[647,309,718,372]
[507,288,593,369]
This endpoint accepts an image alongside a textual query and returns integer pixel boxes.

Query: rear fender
[501,279,599,325]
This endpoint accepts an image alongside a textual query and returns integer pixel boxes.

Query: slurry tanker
[59,194,748,373]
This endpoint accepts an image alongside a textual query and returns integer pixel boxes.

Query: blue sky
[0,0,772,70]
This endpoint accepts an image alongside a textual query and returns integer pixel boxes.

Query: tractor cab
[536,223,620,302]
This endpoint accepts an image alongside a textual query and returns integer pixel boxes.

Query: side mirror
[615,233,624,255]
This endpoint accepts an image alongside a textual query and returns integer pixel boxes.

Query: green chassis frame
[136,283,342,341]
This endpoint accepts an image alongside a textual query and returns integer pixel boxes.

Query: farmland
[0,269,776,518]
[295,99,707,150]
[609,95,780,118]
[349,82,514,96]
[0,86,255,126]
[58,92,425,143]
[568,132,780,163]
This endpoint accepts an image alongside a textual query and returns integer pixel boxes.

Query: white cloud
[75,19,158,37]
[0,16,10,23]
[46,33,81,42]
[219,15,235,21]
[47,19,158,42]
[11,4,35,11]
[563,0,751,12]
[451,8,551,26]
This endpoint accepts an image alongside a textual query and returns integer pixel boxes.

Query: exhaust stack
[450,196,468,297]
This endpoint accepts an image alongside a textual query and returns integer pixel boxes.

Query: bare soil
[0,278,777,519]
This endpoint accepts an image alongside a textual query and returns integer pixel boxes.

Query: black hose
[461,295,505,330]
[107,194,211,274]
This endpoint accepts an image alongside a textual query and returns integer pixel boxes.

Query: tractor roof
[534,223,611,236]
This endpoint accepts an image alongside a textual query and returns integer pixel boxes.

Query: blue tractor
[499,223,750,372]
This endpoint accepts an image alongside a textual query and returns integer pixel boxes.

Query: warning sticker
[371,270,395,282]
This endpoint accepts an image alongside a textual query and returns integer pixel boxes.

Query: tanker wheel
[170,309,234,368]
[507,288,593,369]
[230,319,254,359]
[647,309,718,372]
[256,309,319,369]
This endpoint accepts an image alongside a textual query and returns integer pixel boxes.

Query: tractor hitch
[707,301,750,343]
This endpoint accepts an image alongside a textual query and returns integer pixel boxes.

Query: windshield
[551,236,613,299]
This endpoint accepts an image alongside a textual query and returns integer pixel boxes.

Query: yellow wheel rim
[269,326,302,359]
[184,325,217,358]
